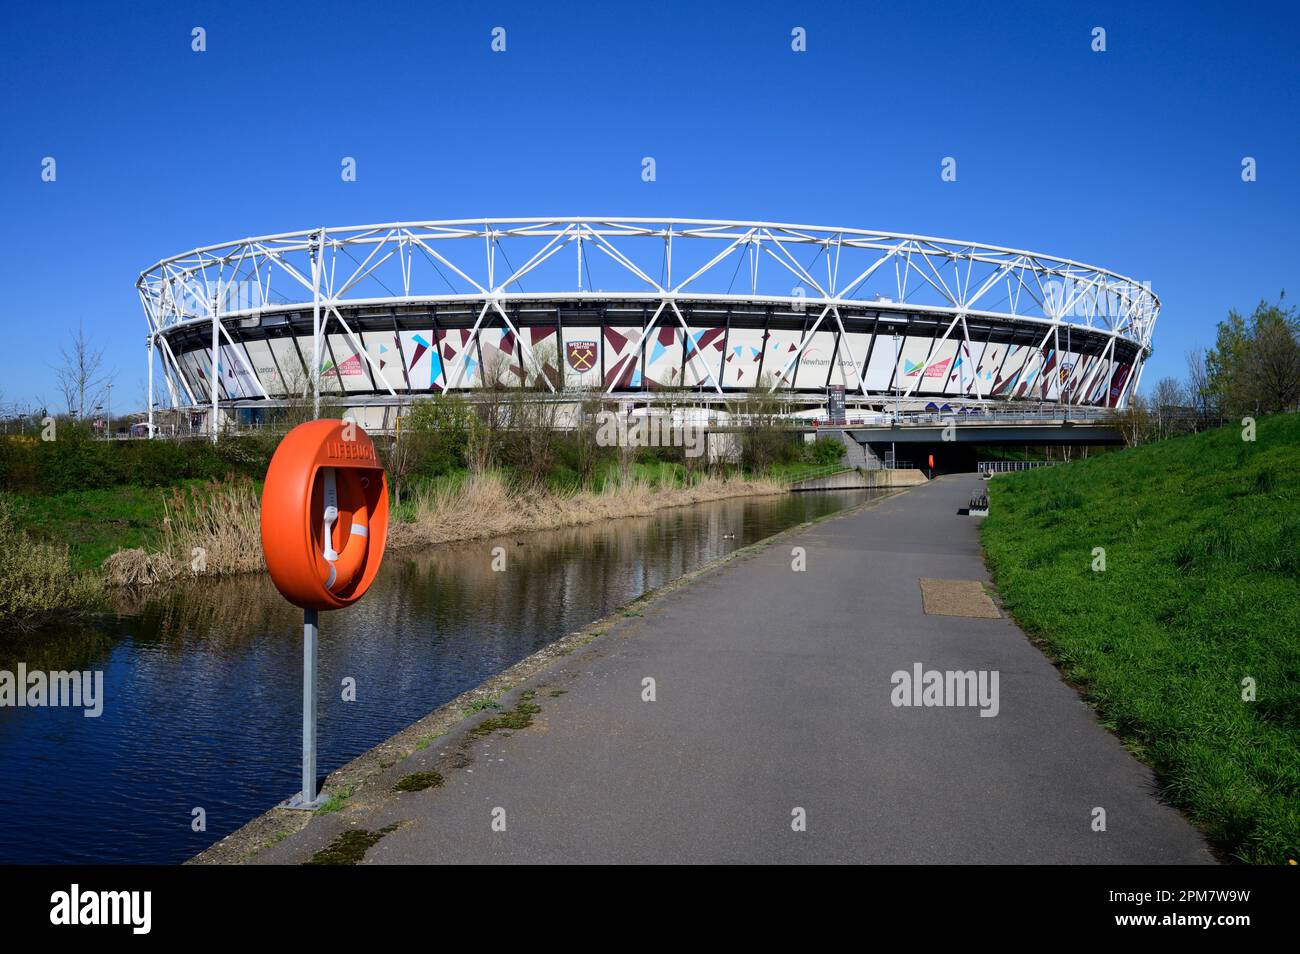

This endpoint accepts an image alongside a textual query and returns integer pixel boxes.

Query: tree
[1113,393,1153,447]
[55,323,111,420]
[1184,347,1217,427]
[1206,296,1300,416]
[404,395,474,477]
[1150,376,1186,440]
[1249,306,1300,412]
[381,404,419,509]
[730,377,797,472]
[565,391,609,486]
[1151,376,1185,408]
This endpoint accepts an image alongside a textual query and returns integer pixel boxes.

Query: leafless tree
[381,402,418,508]
[569,390,610,485]
[55,323,111,420]
[1113,394,1153,447]
[465,350,513,474]
[1184,347,1216,427]
[1150,376,1186,439]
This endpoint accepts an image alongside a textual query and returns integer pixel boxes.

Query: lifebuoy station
[260,419,389,808]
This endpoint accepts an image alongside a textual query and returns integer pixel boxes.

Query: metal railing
[786,464,858,483]
[978,460,1060,474]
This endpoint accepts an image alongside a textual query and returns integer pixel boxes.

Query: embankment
[980,413,1300,864]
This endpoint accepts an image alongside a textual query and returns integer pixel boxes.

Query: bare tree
[55,323,111,420]
[381,402,418,508]
[568,390,609,485]
[1113,394,1153,447]
[1150,376,1186,440]
[464,350,514,474]
[1184,347,1216,428]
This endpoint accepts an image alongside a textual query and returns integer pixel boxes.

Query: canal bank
[210,475,1211,865]
[1,489,873,863]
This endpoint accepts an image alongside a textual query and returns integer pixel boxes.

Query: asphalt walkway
[262,475,1212,864]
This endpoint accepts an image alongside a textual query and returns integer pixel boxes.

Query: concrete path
[265,475,1213,864]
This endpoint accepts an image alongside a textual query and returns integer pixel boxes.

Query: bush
[0,435,43,491]
[36,425,120,493]
[0,493,101,627]
[804,437,846,466]
[0,427,270,496]
[405,396,474,477]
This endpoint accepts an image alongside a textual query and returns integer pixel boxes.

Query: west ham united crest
[566,339,597,371]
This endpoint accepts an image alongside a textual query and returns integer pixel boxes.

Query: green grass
[765,460,851,482]
[10,482,194,571]
[313,783,355,814]
[981,413,1300,864]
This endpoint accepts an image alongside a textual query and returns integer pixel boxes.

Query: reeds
[102,478,263,585]
[386,470,786,549]
[0,493,102,626]
[98,469,788,583]
[160,478,264,576]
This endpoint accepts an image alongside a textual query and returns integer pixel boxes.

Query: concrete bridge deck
[249,475,1210,865]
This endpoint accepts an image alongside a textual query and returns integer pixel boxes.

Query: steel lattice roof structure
[137,217,1159,418]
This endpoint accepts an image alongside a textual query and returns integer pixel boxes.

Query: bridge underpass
[824,421,1123,475]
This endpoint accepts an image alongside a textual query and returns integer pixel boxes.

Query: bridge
[729,406,1124,474]
[733,406,1124,442]
[783,409,1115,488]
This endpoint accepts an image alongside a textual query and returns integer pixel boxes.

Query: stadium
[136,218,1159,433]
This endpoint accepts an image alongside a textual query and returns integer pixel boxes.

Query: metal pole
[889,330,899,467]
[311,231,322,419]
[1065,325,1071,419]
[301,607,320,807]
[211,293,220,443]
[147,335,154,439]
[892,331,900,423]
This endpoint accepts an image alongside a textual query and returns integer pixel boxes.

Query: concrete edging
[190,485,910,864]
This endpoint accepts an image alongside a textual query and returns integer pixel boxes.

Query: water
[0,490,876,863]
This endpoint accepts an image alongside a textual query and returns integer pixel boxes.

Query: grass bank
[0,413,845,626]
[0,495,102,628]
[1,463,793,627]
[980,413,1300,864]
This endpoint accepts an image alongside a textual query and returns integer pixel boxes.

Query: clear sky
[2,0,1297,411]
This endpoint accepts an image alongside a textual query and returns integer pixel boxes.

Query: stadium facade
[136,218,1159,432]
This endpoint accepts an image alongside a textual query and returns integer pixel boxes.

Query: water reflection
[0,490,875,863]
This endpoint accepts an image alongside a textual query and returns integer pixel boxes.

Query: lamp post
[891,330,901,467]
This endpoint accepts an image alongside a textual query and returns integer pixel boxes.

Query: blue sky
[2,0,1297,410]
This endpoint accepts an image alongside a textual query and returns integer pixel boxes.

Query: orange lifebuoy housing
[261,419,389,611]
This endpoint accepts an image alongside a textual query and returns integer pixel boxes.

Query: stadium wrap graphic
[566,340,597,371]
[140,219,1154,409]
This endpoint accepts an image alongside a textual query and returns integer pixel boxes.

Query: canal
[0,489,878,863]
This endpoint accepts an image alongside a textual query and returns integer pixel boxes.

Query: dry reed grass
[101,548,176,587]
[100,470,787,583]
[160,478,264,576]
[102,478,264,585]
[386,470,786,550]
